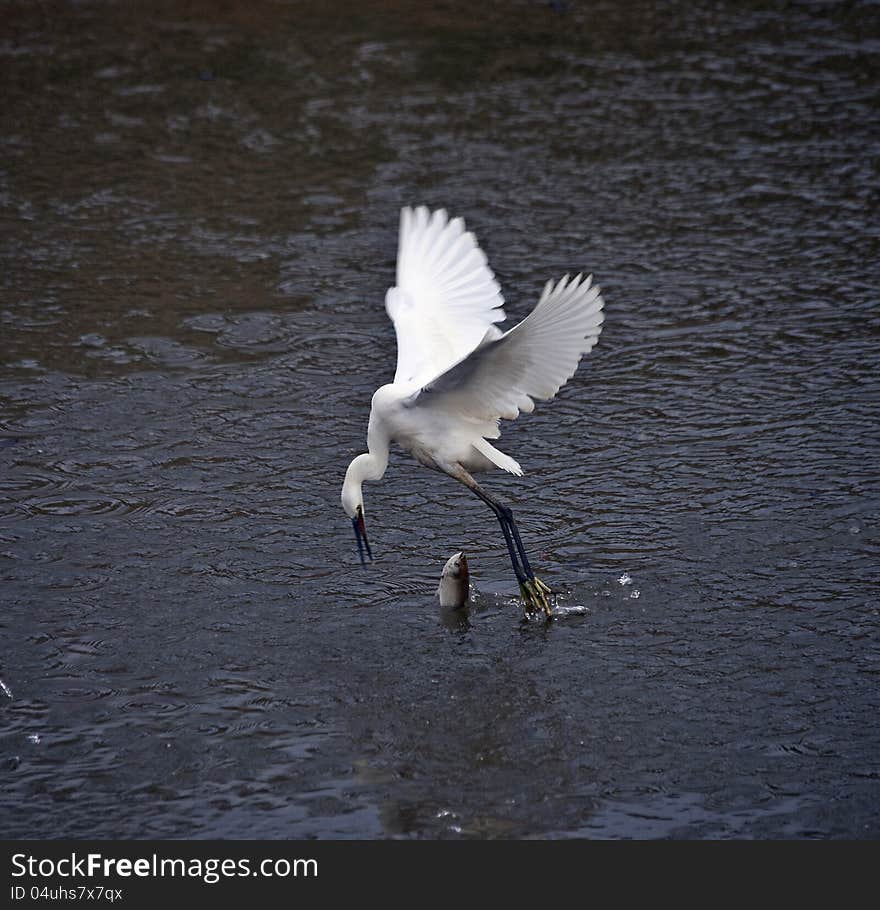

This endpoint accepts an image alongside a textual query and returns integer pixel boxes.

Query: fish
[437,551,470,609]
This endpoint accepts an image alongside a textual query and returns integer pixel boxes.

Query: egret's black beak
[353,507,373,565]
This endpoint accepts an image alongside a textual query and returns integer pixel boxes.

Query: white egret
[341,206,605,616]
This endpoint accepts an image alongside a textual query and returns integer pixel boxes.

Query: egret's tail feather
[474,437,523,476]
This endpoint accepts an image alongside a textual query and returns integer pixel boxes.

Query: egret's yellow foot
[520,577,554,619]
[534,577,553,597]
[519,581,537,614]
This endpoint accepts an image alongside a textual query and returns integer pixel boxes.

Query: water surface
[1,0,879,838]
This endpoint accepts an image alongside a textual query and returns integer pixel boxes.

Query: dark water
[2,0,879,839]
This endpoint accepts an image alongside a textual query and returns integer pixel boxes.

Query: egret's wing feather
[415,273,605,421]
[386,206,506,386]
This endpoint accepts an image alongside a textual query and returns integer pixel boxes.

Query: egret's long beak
[353,507,373,565]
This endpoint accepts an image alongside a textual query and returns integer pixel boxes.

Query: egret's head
[342,457,372,565]
[341,472,362,520]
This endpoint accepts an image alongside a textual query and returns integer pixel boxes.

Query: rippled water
[2,1,879,839]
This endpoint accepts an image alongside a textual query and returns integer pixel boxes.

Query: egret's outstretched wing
[414,273,604,421]
[386,206,506,386]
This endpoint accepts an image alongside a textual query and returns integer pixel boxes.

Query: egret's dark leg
[447,466,553,617]
[477,488,553,617]
[500,517,555,602]
[468,485,528,585]
[502,505,534,578]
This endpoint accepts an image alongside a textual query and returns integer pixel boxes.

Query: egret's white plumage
[342,205,605,614]
[387,206,506,387]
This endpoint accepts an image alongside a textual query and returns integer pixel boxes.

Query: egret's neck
[349,448,388,484]
[342,433,389,516]
[365,420,390,479]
